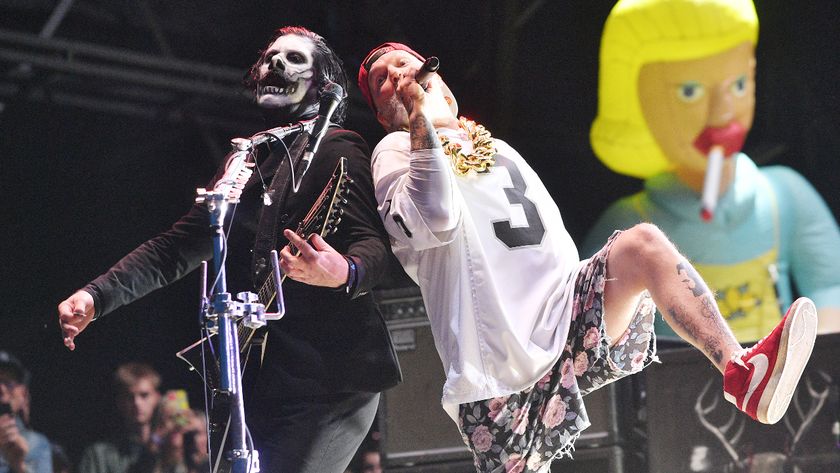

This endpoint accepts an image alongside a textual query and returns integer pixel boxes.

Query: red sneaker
[723,297,817,424]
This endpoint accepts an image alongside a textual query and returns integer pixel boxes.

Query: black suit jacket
[85,128,402,398]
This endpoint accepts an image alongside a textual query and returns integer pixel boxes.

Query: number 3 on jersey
[492,154,546,248]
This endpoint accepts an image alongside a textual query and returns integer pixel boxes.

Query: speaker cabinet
[386,458,477,473]
[383,446,628,473]
[576,378,636,449]
[551,445,626,473]
[375,287,472,466]
[644,333,840,473]
[374,287,639,468]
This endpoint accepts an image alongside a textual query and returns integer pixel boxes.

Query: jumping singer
[345,41,818,472]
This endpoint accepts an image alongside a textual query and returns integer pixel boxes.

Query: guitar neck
[252,160,345,309]
[256,266,283,309]
[252,224,312,309]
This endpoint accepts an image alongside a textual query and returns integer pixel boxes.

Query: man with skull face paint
[57,27,401,473]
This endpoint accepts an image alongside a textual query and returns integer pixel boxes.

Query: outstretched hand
[57,290,96,350]
[279,229,349,288]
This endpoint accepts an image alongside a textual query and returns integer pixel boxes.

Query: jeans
[246,391,380,473]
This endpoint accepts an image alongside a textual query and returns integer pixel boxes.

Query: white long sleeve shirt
[372,128,583,421]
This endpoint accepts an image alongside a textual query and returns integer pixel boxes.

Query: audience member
[78,362,199,473]
[348,432,381,473]
[0,351,52,473]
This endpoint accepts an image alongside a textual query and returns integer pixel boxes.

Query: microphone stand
[195,122,308,473]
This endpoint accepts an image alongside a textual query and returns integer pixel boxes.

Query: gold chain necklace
[438,117,496,176]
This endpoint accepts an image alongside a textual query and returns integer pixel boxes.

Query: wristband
[342,255,358,295]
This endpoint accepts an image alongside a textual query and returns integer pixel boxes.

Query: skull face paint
[256,34,318,116]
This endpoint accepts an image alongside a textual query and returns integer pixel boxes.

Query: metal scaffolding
[0,0,261,135]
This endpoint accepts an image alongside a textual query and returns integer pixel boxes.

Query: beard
[379,94,410,133]
[378,79,457,133]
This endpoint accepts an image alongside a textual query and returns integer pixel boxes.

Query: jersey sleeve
[371,132,461,251]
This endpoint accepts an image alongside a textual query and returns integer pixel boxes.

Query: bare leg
[601,224,742,373]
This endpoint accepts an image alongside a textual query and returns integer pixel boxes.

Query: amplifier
[577,379,635,449]
[386,458,476,473]
[384,446,629,473]
[551,445,626,473]
[375,286,472,466]
[644,333,840,473]
[374,287,636,467]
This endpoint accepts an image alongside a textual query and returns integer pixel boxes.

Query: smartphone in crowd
[161,389,191,428]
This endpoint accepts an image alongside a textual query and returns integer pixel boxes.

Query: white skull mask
[256,34,318,115]
[270,48,314,82]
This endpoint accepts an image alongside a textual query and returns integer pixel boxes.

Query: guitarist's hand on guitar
[57,290,96,351]
[280,229,349,288]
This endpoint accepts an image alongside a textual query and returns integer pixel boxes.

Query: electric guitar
[176,156,350,471]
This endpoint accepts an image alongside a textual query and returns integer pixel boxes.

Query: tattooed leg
[603,224,742,373]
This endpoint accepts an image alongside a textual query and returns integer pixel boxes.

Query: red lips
[693,122,747,157]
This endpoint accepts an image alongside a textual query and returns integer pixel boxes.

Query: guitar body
[176,157,350,472]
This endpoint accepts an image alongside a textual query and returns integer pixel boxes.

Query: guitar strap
[250,131,310,285]
[247,130,309,368]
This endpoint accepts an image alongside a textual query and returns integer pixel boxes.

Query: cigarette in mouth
[700,145,724,222]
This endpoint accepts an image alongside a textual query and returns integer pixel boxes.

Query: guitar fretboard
[253,165,344,308]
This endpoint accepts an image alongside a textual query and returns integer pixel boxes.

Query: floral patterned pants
[458,231,658,473]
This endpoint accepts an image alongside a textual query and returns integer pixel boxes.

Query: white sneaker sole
[759,298,817,424]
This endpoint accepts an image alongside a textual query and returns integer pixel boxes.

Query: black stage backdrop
[0,0,838,464]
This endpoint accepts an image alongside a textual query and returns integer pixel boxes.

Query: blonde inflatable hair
[590,0,758,178]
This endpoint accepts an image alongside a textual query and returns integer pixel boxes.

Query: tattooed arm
[369,61,461,242]
[407,106,441,151]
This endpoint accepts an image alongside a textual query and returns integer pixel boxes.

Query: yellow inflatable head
[590,0,758,179]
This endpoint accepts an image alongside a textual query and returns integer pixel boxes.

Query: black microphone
[295,81,344,189]
[415,56,440,90]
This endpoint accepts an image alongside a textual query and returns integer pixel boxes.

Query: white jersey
[372,128,583,421]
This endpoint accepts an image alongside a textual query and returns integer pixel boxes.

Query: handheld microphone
[295,80,344,190]
[415,56,440,90]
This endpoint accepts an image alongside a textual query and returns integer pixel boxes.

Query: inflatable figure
[584,0,840,341]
